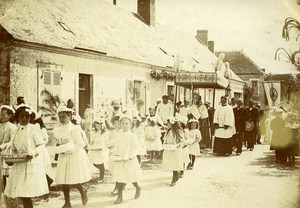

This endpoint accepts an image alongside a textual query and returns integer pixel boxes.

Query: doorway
[79,74,92,118]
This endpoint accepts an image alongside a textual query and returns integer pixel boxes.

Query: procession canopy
[175,71,229,89]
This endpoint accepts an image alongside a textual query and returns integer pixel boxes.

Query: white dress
[144,126,162,151]
[53,122,91,185]
[186,129,201,156]
[4,124,49,198]
[181,129,190,164]
[132,126,147,155]
[106,129,121,172]
[38,126,52,175]
[112,130,143,183]
[162,130,184,171]
[0,121,17,175]
[88,130,109,165]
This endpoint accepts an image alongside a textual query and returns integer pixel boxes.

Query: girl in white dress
[53,106,91,208]
[176,119,189,178]
[144,117,162,161]
[186,119,201,170]
[88,118,109,182]
[132,115,147,164]
[106,115,122,196]
[111,115,143,204]
[4,104,49,208]
[162,117,185,186]
[0,105,17,189]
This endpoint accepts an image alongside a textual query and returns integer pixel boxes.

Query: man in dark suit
[233,99,247,155]
[245,99,259,151]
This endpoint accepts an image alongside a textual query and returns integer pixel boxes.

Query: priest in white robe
[213,96,235,155]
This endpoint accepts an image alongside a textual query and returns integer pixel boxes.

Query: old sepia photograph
[0,0,300,207]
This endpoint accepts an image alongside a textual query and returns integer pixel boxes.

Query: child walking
[106,115,121,196]
[132,115,147,164]
[186,119,201,170]
[162,117,185,186]
[111,115,143,204]
[53,106,91,208]
[0,105,17,189]
[4,104,49,208]
[88,118,109,182]
[144,117,162,162]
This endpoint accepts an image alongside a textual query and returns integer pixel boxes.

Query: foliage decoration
[150,69,175,80]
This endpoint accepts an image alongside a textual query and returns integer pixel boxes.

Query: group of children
[0,100,206,208]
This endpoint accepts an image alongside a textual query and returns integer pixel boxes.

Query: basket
[1,154,32,163]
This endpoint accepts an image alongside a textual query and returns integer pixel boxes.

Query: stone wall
[0,43,11,105]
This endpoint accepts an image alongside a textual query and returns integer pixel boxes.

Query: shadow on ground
[247,151,300,177]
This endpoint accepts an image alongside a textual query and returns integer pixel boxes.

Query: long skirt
[55,149,91,184]
[162,148,184,171]
[213,137,232,155]
[112,158,143,183]
[4,156,49,198]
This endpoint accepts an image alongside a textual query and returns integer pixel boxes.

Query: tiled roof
[215,50,264,76]
[0,0,219,73]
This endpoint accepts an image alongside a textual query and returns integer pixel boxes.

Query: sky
[104,0,300,74]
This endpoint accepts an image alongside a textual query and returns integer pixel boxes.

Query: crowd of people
[0,93,299,208]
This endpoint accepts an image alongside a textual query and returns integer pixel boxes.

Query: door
[79,74,91,118]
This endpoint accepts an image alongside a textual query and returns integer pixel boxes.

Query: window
[133,80,141,102]
[167,85,174,96]
[43,71,61,86]
[250,79,259,96]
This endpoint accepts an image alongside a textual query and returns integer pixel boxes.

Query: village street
[34,144,300,208]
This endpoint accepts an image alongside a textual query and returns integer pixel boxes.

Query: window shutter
[44,71,51,85]
[53,72,61,85]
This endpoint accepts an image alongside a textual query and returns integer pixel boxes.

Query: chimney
[208,41,214,53]
[137,0,155,27]
[196,30,208,46]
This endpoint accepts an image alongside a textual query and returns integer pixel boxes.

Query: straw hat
[245,121,254,131]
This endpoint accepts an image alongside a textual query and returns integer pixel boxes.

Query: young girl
[4,104,49,208]
[106,115,121,196]
[176,118,189,178]
[88,118,109,182]
[186,119,201,170]
[0,105,17,189]
[111,115,143,204]
[53,106,91,208]
[132,115,147,164]
[144,117,162,162]
[162,117,185,186]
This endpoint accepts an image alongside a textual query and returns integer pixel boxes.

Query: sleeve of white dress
[224,107,234,127]
[213,107,220,124]
[70,127,85,152]
[32,125,46,155]
[130,134,139,158]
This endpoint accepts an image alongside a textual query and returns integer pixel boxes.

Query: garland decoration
[150,70,175,80]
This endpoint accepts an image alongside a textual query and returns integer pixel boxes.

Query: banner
[263,81,281,108]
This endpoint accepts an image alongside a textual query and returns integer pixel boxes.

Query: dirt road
[36,144,300,208]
